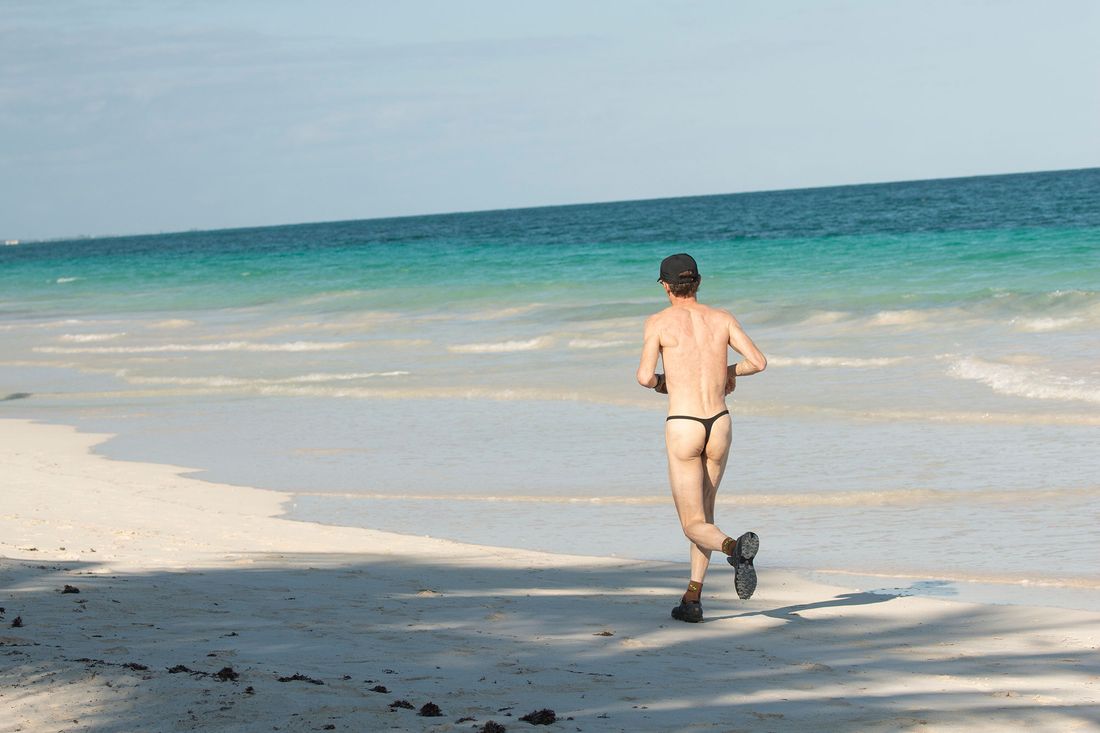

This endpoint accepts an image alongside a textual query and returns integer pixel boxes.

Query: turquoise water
[2,169,1098,604]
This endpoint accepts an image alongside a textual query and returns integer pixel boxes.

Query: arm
[636,315,663,389]
[727,315,766,379]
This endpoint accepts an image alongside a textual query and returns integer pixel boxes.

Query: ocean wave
[121,371,408,387]
[59,332,126,342]
[34,340,355,354]
[868,309,929,326]
[797,310,851,326]
[146,319,196,330]
[1011,316,1085,332]
[55,277,80,284]
[448,337,552,354]
[769,355,908,368]
[468,303,546,320]
[948,356,1100,404]
[567,338,632,349]
[32,319,87,328]
[294,290,371,306]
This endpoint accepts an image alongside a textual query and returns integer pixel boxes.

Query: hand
[654,373,668,394]
[725,371,737,395]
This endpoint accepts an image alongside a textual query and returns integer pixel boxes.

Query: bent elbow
[636,371,653,388]
[756,355,767,373]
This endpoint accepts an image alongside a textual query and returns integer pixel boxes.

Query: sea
[3,168,1098,609]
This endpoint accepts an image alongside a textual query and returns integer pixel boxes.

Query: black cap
[659,253,700,284]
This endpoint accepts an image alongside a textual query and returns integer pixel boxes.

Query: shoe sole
[727,531,759,600]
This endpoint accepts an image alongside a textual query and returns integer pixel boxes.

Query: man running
[636,253,767,623]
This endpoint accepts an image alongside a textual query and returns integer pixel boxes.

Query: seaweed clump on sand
[418,702,443,717]
[214,667,239,682]
[479,722,507,733]
[277,673,323,685]
[519,709,557,725]
[389,699,415,710]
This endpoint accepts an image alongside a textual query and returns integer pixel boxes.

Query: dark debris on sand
[479,722,507,733]
[214,667,239,682]
[11,616,24,628]
[166,664,236,681]
[418,702,442,717]
[61,584,80,594]
[519,709,557,725]
[389,699,415,710]
[277,673,324,685]
[369,684,389,693]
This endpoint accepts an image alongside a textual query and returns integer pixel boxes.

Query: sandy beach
[2,418,1098,732]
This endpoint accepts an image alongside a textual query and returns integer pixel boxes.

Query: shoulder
[645,308,673,329]
[703,304,737,325]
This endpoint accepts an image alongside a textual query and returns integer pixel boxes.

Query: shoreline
[3,418,1099,730]
[11,413,1100,610]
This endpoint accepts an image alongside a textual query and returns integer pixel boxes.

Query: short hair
[667,272,700,298]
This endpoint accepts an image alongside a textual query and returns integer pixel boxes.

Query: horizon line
[13,164,1099,245]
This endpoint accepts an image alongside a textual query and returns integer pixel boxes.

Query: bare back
[650,302,735,417]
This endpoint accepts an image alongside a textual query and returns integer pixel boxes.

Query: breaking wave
[146,319,196,330]
[868,310,929,326]
[59,333,126,342]
[448,337,552,354]
[1011,316,1085,332]
[34,341,355,354]
[567,338,631,349]
[948,356,1100,404]
[769,355,909,368]
[121,371,408,387]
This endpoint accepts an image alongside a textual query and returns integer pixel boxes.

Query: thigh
[702,417,733,518]
[665,420,706,524]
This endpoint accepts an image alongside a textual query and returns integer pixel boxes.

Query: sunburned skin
[636,262,767,619]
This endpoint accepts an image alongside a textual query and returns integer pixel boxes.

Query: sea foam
[1011,316,1084,332]
[448,337,552,354]
[769,355,908,368]
[34,341,354,354]
[122,371,408,387]
[59,332,126,342]
[868,310,929,326]
[948,356,1100,404]
[567,338,632,349]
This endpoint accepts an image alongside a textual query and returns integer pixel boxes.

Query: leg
[688,419,732,585]
[665,419,732,559]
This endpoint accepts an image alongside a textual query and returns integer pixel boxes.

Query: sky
[2,0,1098,240]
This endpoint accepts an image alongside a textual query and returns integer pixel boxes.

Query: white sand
[2,418,1098,732]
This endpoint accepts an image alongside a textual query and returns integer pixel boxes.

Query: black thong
[665,410,730,451]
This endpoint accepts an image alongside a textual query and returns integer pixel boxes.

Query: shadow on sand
[2,553,1097,732]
